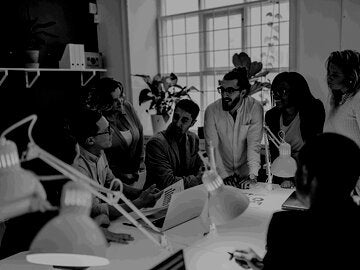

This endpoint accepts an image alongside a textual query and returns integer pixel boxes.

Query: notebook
[281,190,308,211]
[140,184,208,232]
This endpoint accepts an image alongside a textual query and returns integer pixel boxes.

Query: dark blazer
[265,99,325,161]
[144,129,203,190]
[263,200,360,270]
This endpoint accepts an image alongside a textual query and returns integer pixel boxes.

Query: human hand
[281,180,295,189]
[232,248,264,270]
[101,227,134,244]
[94,214,111,228]
[138,184,163,208]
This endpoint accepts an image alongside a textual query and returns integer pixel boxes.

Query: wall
[97,0,132,100]
[295,0,360,105]
[127,0,159,135]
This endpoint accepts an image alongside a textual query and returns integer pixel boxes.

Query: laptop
[281,190,308,211]
[140,184,208,232]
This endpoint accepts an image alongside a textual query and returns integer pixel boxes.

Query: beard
[222,95,240,111]
[167,123,183,138]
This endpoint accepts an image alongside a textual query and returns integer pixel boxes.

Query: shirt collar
[79,146,101,164]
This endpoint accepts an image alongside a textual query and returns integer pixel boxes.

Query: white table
[0,184,293,270]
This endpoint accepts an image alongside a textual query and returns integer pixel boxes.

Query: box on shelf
[59,43,85,69]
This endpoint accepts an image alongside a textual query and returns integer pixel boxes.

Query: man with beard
[144,99,203,190]
[204,67,263,188]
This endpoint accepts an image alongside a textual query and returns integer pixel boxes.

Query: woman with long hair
[265,71,325,188]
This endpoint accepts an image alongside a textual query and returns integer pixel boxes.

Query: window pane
[162,20,172,37]
[279,45,289,68]
[186,15,199,33]
[249,6,261,25]
[206,31,214,51]
[173,17,185,35]
[262,23,279,47]
[187,53,200,72]
[167,56,173,73]
[214,16,228,30]
[174,54,186,73]
[214,50,229,67]
[250,25,261,47]
[166,37,173,55]
[229,12,242,28]
[173,35,185,54]
[262,3,275,24]
[229,27,242,49]
[163,0,198,16]
[204,0,246,9]
[186,33,199,53]
[214,30,228,50]
[205,75,216,92]
[250,47,261,62]
[279,21,289,44]
[280,1,289,21]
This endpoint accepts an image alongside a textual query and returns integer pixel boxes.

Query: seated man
[70,109,162,220]
[204,67,263,188]
[232,133,360,270]
[144,99,203,190]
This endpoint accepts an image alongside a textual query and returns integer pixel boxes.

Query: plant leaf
[232,52,251,71]
[248,61,263,77]
[138,89,153,105]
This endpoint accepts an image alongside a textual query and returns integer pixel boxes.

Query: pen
[227,252,264,268]
[123,222,136,227]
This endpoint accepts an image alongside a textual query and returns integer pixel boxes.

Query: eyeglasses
[273,89,290,98]
[94,126,111,136]
[217,86,240,95]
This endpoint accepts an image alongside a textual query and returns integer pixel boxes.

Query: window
[159,0,292,129]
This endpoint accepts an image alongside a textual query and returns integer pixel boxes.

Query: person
[232,133,360,270]
[265,72,325,188]
[204,67,263,188]
[87,77,144,185]
[324,49,360,195]
[70,109,162,221]
[144,99,203,190]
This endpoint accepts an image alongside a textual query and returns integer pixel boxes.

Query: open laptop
[139,184,208,232]
[281,190,308,211]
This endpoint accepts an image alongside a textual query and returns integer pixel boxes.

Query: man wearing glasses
[204,67,263,188]
[71,109,162,220]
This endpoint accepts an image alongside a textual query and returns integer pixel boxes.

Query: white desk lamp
[0,115,172,268]
[263,125,297,184]
[198,142,249,234]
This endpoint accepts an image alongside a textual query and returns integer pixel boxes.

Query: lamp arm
[263,132,273,184]
[263,125,281,148]
[26,143,172,251]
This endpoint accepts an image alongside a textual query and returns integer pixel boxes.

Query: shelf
[0,68,107,88]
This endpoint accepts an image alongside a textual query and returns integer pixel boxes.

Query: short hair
[223,67,251,95]
[70,109,102,145]
[89,77,124,111]
[297,133,360,197]
[271,72,316,109]
[175,99,200,121]
[326,50,360,106]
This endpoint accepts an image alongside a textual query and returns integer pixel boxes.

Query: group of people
[1,48,360,268]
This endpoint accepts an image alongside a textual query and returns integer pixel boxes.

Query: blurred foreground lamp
[0,115,172,268]
[27,181,109,268]
[198,143,249,233]
[263,126,297,183]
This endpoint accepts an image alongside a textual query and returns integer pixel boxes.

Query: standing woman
[324,50,360,194]
[265,72,325,188]
[89,77,144,185]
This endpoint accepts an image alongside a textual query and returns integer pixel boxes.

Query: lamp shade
[26,182,109,268]
[203,170,249,226]
[271,142,297,178]
[0,138,46,221]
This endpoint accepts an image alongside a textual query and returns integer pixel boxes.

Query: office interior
[0,0,360,269]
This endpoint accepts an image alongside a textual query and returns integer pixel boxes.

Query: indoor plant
[23,7,57,68]
[135,73,200,133]
[232,52,272,108]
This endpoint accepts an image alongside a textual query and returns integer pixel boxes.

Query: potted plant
[134,73,201,134]
[22,6,58,68]
[232,52,272,109]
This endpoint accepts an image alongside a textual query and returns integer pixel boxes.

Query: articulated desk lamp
[198,142,249,235]
[263,125,297,186]
[0,115,172,269]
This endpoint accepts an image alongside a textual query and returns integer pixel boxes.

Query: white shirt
[204,97,263,178]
